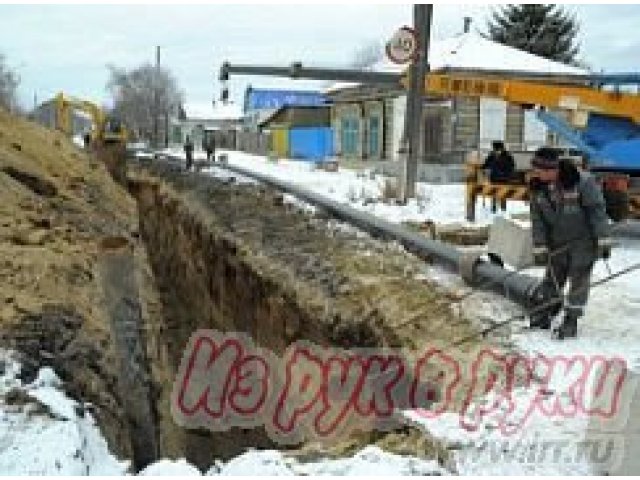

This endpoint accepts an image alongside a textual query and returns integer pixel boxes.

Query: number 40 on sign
[385,26,418,65]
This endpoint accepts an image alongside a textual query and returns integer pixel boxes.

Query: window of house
[368,116,380,158]
[172,125,182,144]
[479,98,506,149]
[341,117,359,156]
[523,110,548,151]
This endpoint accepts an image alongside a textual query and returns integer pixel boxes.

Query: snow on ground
[411,237,640,475]
[0,350,128,475]
[515,237,640,369]
[197,149,528,227]
[206,446,447,476]
[139,458,202,476]
[143,446,447,476]
[230,151,529,226]
[0,349,451,475]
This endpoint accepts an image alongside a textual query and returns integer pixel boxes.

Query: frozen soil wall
[0,109,150,464]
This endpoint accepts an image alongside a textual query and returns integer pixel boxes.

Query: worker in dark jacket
[528,147,612,339]
[483,141,515,212]
[204,135,216,162]
[184,135,194,171]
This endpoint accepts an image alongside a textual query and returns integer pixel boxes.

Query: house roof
[326,31,587,93]
[244,87,327,111]
[183,101,244,121]
[256,104,330,128]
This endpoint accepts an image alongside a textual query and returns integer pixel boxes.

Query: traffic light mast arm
[220,62,640,123]
[219,61,402,85]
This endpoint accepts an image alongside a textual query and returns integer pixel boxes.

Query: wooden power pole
[154,45,160,148]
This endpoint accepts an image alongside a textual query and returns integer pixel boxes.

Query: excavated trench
[128,160,492,470]
[107,160,488,471]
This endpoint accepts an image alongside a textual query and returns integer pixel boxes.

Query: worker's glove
[597,237,614,260]
[532,246,549,266]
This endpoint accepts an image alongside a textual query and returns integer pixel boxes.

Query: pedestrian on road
[204,134,216,162]
[528,147,613,339]
[184,134,194,171]
[483,140,515,212]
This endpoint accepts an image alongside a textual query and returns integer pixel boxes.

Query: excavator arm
[54,92,126,145]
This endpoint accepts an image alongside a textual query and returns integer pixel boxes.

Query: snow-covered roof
[183,101,244,121]
[326,31,587,93]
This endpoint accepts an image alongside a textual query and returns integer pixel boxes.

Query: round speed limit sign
[385,26,418,64]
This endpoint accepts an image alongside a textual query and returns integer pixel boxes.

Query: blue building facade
[289,127,334,160]
[244,88,327,112]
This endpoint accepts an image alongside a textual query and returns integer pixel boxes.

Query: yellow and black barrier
[465,162,529,222]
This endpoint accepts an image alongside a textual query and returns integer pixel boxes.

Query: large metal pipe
[213,161,539,308]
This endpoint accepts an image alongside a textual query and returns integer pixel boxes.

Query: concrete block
[487,216,534,269]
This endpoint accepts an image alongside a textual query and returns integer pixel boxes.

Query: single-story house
[243,87,327,131]
[170,101,244,150]
[327,31,587,164]
[238,87,331,158]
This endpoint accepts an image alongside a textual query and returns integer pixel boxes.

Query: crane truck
[419,71,640,222]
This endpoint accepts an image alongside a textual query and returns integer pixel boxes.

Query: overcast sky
[1,4,639,110]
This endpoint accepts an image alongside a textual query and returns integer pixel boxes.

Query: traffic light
[219,62,229,82]
[221,87,229,103]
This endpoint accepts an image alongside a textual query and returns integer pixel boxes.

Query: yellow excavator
[54,92,127,147]
[53,92,129,183]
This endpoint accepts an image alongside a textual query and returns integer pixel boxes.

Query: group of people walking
[183,134,216,171]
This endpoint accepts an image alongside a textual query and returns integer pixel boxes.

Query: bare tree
[350,40,384,70]
[0,53,19,111]
[106,63,183,143]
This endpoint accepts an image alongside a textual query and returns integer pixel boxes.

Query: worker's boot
[528,283,558,330]
[553,311,579,340]
[530,314,551,330]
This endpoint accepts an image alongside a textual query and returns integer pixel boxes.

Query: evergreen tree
[485,4,580,64]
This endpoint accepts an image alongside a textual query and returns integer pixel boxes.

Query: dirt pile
[0,108,142,459]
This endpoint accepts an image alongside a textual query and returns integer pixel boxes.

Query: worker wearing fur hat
[528,147,613,339]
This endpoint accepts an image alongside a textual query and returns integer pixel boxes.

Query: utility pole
[154,45,160,148]
[399,4,433,202]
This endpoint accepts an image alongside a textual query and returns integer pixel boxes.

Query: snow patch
[139,458,202,476]
[0,350,128,475]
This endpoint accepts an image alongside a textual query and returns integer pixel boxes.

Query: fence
[236,130,270,157]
